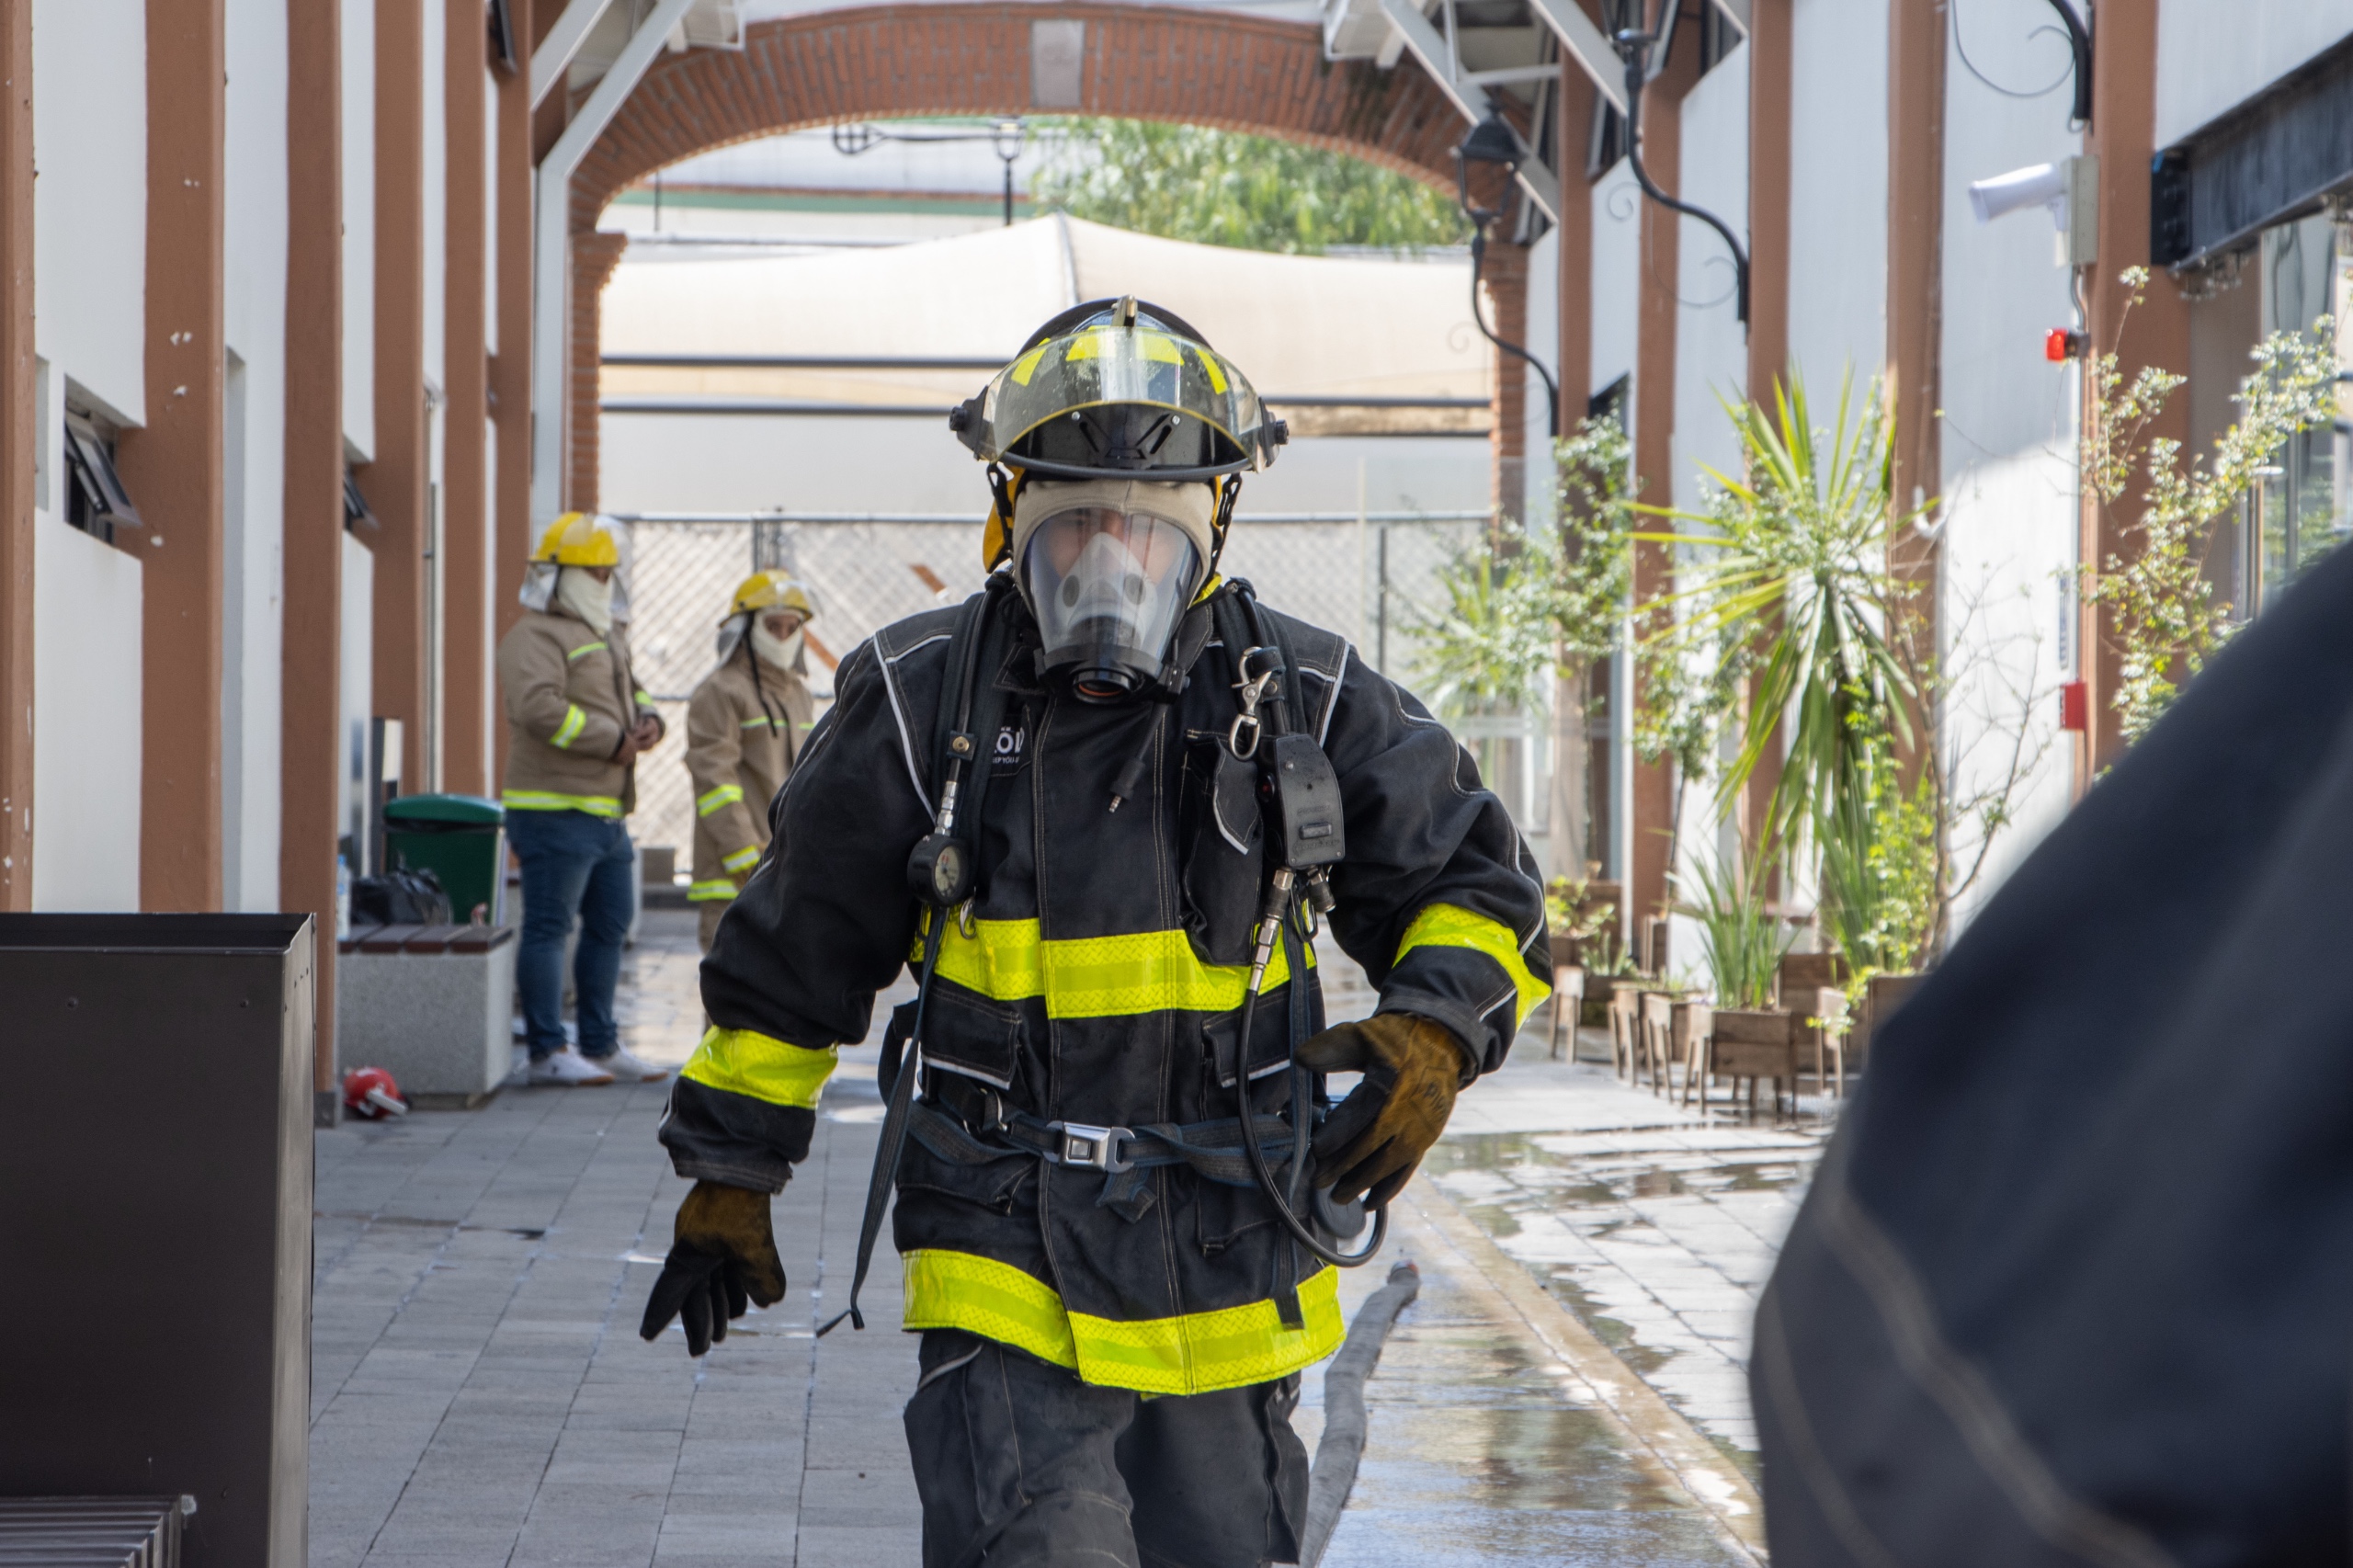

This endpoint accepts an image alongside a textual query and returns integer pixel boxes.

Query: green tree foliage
[1031,119,1470,255]
[2084,267,2341,744]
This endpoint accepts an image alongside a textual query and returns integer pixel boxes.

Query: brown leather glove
[1296,1012,1469,1208]
[639,1181,787,1356]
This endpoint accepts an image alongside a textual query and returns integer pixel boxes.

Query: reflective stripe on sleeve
[720,846,761,874]
[913,918,1309,1019]
[566,641,608,662]
[550,704,587,748]
[501,790,622,817]
[740,715,777,730]
[687,879,739,902]
[902,1249,1343,1396]
[1393,903,1551,1028]
[635,688,656,709]
[679,1026,837,1108]
[697,783,745,817]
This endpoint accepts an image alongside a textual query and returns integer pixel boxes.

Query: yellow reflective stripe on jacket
[740,714,778,730]
[697,782,745,817]
[903,1249,1343,1396]
[720,846,761,874]
[551,704,587,748]
[1395,902,1550,1028]
[501,789,623,817]
[687,878,739,902]
[565,640,608,662]
[635,688,656,709]
[679,1026,836,1108]
[915,918,1307,1018]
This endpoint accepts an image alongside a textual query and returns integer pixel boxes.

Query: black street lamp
[1611,19,1750,328]
[1454,108,1561,440]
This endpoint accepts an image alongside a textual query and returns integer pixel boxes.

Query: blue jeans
[506,808,633,1060]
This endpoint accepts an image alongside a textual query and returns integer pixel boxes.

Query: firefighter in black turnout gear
[641,298,1551,1568]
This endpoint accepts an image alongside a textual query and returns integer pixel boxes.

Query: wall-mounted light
[1611,12,1751,330]
[1453,108,1561,439]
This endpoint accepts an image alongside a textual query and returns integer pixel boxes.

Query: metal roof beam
[1373,0,1563,222]
[1522,0,1627,116]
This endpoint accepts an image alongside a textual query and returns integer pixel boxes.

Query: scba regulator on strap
[821,575,1384,1341]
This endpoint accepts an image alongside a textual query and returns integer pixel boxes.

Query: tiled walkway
[309,912,1779,1564]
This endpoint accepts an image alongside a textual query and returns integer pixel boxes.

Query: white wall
[31,517,143,909]
[343,0,377,459]
[33,0,147,426]
[1669,47,1750,514]
[1788,0,1888,386]
[341,532,376,861]
[222,0,292,912]
[1933,0,2085,934]
[1589,159,1641,410]
[31,0,147,908]
[2155,1,2353,148]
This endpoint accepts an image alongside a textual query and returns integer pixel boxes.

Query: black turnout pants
[904,1330,1310,1568]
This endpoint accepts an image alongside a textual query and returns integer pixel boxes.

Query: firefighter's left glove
[639,1180,786,1357]
[1297,1013,1468,1209]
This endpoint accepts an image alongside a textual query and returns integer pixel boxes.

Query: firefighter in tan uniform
[496,512,670,1085]
[685,573,818,950]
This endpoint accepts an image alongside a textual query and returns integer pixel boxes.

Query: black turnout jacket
[662,580,1549,1394]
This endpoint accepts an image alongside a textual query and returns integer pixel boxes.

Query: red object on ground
[343,1066,410,1119]
[2060,680,2089,732]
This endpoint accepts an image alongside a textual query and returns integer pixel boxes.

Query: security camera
[1969,155,2097,267]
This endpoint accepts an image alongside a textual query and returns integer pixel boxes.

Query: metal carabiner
[1227,646,1280,761]
[1226,710,1261,760]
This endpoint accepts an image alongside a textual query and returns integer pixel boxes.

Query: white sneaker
[595,1047,669,1083]
[529,1049,617,1086]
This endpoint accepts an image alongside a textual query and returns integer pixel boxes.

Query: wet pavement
[309,911,1781,1565]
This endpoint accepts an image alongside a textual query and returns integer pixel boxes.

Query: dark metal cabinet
[0,915,314,1568]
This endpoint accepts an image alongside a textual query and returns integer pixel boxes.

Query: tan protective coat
[496,607,657,817]
[685,645,813,903]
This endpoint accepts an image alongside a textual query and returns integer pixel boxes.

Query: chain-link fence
[613,511,1495,874]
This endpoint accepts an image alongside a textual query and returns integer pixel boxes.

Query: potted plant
[1687,856,1797,1113]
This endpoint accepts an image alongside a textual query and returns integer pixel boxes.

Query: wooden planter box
[1708,1006,1802,1079]
[1583,971,1639,1028]
[1852,971,1925,1065]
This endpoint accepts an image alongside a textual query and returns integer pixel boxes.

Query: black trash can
[383,793,506,923]
[0,914,314,1568]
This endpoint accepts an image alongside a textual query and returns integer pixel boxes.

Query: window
[1588,373,1629,431]
[344,467,381,543]
[1696,0,1741,76]
[2244,213,2347,612]
[63,412,142,548]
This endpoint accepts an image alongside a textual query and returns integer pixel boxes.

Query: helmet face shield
[1023,506,1204,699]
[954,302,1285,482]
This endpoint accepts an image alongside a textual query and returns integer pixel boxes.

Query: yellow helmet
[727,570,817,624]
[532,511,620,568]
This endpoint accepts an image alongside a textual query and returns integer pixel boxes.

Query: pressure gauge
[906,832,974,908]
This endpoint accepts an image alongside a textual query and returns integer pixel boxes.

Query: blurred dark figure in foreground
[1756,540,2353,1563]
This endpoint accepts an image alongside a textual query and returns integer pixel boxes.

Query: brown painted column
[2083,3,2186,778]
[1485,237,1530,523]
[1629,39,1701,939]
[119,0,227,912]
[281,0,344,1095]
[361,0,429,794]
[492,1,536,790]
[0,0,30,910]
[1743,0,1793,866]
[566,230,630,511]
[1552,62,1596,878]
[442,0,491,795]
[1885,0,1946,728]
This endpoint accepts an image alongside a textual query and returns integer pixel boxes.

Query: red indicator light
[2060,680,2088,732]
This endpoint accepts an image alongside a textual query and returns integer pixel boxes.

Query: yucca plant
[1638,373,1927,852]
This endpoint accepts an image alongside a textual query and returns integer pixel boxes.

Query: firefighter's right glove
[639,1180,786,1357]
[1297,1012,1468,1210]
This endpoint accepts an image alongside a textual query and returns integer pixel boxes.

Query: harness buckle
[1048,1121,1136,1173]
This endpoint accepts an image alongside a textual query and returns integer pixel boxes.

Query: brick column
[1886,0,1947,796]
[2083,3,2187,779]
[566,230,629,513]
[361,0,430,793]
[442,0,492,795]
[0,0,29,909]
[1551,61,1596,880]
[281,0,344,1095]
[1484,237,1531,525]
[119,0,227,912]
[1744,0,1794,867]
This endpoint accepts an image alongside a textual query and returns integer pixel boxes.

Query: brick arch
[564,3,1477,508]
[573,3,1467,233]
